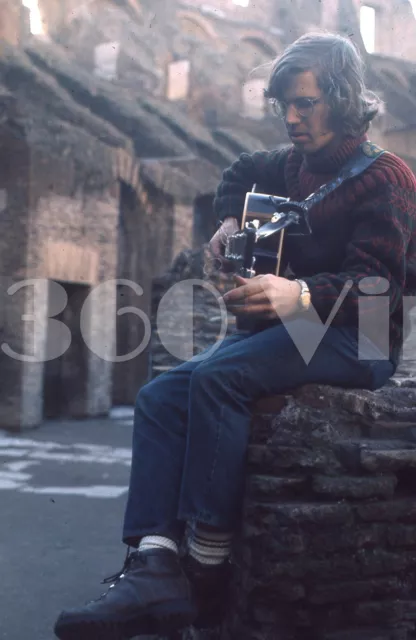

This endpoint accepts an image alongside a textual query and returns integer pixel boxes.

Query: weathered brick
[251,553,359,582]
[323,628,410,640]
[387,525,416,547]
[357,548,414,576]
[354,601,405,625]
[312,474,397,499]
[401,601,416,620]
[247,444,342,473]
[361,449,416,472]
[251,582,306,606]
[356,499,416,523]
[247,474,307,501]
[245,501,353,527]
[241,525,306,554]
[310,525,386,553]
[308,576,411,605]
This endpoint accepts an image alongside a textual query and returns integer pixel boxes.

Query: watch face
[302,293,311,310]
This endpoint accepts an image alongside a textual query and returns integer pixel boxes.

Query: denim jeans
[122,318,394,545]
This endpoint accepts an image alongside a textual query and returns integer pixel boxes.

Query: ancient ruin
[0,0,415,431]
[0,1,415,638]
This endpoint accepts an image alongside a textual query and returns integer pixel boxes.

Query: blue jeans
[122,319,394,545]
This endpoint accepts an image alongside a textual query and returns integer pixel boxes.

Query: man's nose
[285,104,302,126]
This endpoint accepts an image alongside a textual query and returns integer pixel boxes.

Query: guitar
[224,184,311,278]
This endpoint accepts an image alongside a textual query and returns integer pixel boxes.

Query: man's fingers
[224,280,265,302]
[227,303,276,318]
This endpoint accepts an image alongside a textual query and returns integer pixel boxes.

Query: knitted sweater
[213,134,416,368]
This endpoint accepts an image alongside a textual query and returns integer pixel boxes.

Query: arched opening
[43,281,90,419]
[179,15,212,41]
[178,11,217,41]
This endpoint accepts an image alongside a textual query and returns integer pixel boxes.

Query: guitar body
[240,190,288,276]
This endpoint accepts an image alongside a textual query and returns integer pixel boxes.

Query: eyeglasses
[269,97,321,119]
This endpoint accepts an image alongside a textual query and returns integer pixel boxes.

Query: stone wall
[112,180,176,405]
[0,135,120,429]
[0,116,34,430]
[222,380,416,640]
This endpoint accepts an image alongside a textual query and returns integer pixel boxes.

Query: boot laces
[92,547,143,601]
[101,546,142,587]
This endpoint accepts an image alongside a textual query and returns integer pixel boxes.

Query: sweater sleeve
[213,148,290,225]
[302,183,416,328]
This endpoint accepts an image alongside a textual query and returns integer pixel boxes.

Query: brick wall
[0,125,33,429]
[25,179,119,424]
[223,380,416,639]
[0,138,120,429]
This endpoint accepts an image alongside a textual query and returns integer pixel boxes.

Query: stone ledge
[221,380,416,640]
[254,382,416,425]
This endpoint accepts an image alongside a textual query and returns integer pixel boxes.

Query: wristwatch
[294,279,311,312]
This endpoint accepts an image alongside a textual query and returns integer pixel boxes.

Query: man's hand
[205,217,239,274]
[222,273,302,319]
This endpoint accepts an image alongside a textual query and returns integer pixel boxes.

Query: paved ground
[0,408,136,640]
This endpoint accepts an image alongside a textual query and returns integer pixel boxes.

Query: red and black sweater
[213,134,416,368]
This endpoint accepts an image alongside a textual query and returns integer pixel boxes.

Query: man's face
[279,70,337,154]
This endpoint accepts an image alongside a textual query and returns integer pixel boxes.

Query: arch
[237,34,279,77]
[177,10,218,41]
[239,30,280,58]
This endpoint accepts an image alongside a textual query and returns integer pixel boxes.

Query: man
[54,32,416,640]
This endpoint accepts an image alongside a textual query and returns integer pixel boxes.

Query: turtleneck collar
[300,133,369,175]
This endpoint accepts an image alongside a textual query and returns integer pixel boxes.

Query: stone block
[357,548,415,577]
[241,525,306,555]
[387,525,416,547]
[247,444,342,474]
[356,499,416,523]
[401,601,416,620]
[322,628,411,640]
[312,474,397,499]
[308,576,411,605]
[309,525,386,553]
[353,601,405,625]
[247,474,307,501]
[245,501,354,527]
[361,448,416,472]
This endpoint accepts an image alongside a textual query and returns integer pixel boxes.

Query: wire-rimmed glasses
[269,97,321,119]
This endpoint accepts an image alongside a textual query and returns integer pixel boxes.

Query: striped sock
[138,535,178,555]
[188,525,233,566]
